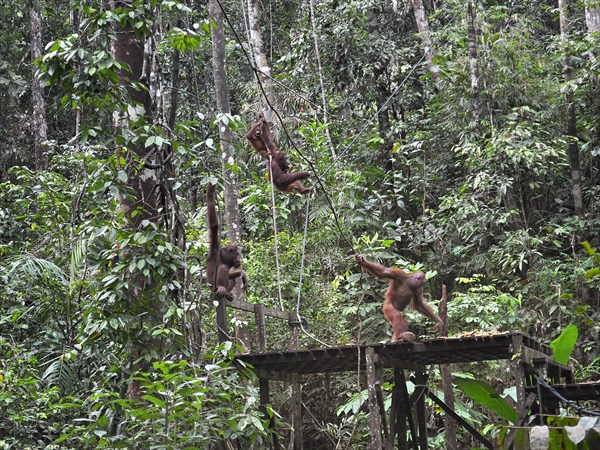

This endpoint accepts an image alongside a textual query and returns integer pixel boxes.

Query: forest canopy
[0,0,599,448]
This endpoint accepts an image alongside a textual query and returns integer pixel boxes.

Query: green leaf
[145,136,156,147]
[550,324,578,365]
[585,267,600,279]
[581,241,596,256]
[142,394,165,408]
[455,378,517,423]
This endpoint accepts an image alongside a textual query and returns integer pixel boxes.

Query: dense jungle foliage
[0,0,599,448]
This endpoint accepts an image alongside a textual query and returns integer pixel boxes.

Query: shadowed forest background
[0,0,599,448]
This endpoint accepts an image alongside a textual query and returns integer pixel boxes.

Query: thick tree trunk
[467,0,481,132]
[30,0,47,171]
[410,0,439,83]
[209,0,248,348]
[247,0,274,118]
[110,0,160,399]
[111,5,159,227]
[559,0,584,217]
[585,0,600,33]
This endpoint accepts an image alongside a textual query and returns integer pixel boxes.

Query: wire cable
[268,154,285,311]
[536,374,600,416]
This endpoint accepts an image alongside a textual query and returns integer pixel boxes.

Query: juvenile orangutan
[246,114,311,194]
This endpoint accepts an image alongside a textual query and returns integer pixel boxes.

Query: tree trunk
[30,0,47,171]
[366,7,392,171]
[410,0,439,83]
[584,0,600,196]
[111,5,159,227]
[209,0,248,349]
[585,0,600,33]
[467,0,481,133]
[439,285,458,450]
[247,0,274,118]
[110,0,160,399]
[308,0,336,158]
[559,0,584,217]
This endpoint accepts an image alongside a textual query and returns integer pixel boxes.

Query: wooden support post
[259,377,280,450]
[415,369,428,450]
[511,334,527,419]
[289,314,303,450]
[366,347,383,450]
[254,303,267,353]
[215,294,228,343]
[389,378,397,449]
[391,368,408,450]
[438,285,457,449]
[291,374,303,450]
[375,380,392,450]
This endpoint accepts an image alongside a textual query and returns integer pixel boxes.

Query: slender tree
[247,0,274,117]
[584,0,600,191]
[30,0,47,171]
[366,6,392,170]
[559,0,584,217]
[308,0,336,157]
[410,0,439,83]
[466,0,481,133]
[209,1,241,245]
[209,0,248,347]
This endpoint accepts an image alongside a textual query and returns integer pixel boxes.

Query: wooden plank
[238,333,554,377]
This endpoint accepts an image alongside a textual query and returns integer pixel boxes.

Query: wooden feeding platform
[217,297,595,449]
[238,330,578,450]
[239,332,568,380]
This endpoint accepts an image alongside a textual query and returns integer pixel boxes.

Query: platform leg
[415,369,428,450]
[291,374,303,450]
[391,368,409,450]
[259,377,280,450]
[366,347,384,450]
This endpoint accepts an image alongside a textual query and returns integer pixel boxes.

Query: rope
[295,193,331,348]
[268,154,284,310]
[214,0,357,253]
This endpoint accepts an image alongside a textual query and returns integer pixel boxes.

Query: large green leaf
[455,378,517,423]
[550,324,578,365]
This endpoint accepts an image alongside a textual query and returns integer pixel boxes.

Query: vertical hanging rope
[296,193,310,310]
[268,154,284,310]
[295,193,331,348]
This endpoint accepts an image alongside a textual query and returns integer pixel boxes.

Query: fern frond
[5,255,68,287]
